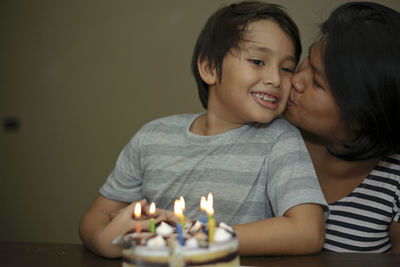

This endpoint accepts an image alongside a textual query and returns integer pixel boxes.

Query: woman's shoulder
[383,154,400,164]
[378,154,400,172]
[372,154,400,184]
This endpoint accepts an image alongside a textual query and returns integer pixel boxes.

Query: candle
[208,216,215,244]
[205,193,215,244]
[179,196,185,226]
[207,192,213,209]
[176,223,184,246]
[149,202,156,233]
[134,202,141,234]
[174,199,184,245]
[200,196,207,234]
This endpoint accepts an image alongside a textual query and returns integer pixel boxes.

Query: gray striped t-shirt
[100,113,327,225]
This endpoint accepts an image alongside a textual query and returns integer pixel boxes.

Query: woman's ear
[197,58,217,85]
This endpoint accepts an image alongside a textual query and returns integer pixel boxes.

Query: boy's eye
[250,59,264,66]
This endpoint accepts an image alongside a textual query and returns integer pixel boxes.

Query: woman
[285,2,400,253]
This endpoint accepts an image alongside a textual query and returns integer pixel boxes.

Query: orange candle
[200,196,207,213]
[134,202,141,234]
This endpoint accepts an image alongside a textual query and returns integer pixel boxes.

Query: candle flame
[206,204,215,216]
[205,193,214,216]
[207,192,213,208]
[200,196,206,211]
[149,202,156,215]
[174,199,182,216]
[180,196,185,211]
[134,202,141,218]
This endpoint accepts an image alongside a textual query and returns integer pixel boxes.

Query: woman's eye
[313,78,322,88]
[250,59,264,66]
[281,67,294,73]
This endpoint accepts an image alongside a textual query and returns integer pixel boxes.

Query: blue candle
[201,215,207,234]
[200,196,208,234]
[177,223,184,245]
[174,199,184,246]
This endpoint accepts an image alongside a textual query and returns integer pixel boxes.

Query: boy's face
[208,19,296,125]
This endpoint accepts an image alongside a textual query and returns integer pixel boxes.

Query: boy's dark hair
[191,1,301,109]
[320,2,400,160]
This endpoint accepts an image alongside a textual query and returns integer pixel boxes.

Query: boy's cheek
[281,82,293,97]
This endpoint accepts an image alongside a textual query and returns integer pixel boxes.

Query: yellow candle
[205,193,215,244]
[208,216,215,244]
[179,196,185,226]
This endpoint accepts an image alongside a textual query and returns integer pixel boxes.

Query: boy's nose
[263,66,280,88]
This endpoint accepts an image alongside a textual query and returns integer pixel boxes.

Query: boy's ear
[197,58,217,85]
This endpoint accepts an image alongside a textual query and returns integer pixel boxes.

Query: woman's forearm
[233,204,325,255]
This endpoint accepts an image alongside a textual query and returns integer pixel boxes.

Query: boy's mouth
[251,92,277,104]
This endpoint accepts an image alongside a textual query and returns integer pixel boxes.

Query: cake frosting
[113,220,239,267]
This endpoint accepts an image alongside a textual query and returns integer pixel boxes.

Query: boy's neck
[190,113,244,136]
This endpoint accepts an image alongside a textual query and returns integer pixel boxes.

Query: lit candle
[149,202,156,233]
[207,192,213,211]
[174,199,184,245]
[206,193,215,244]
[208,216,215,244]
[176,223,184,246]
[179,196,185,226]
[200,196,207,234]
[134,202,141,234]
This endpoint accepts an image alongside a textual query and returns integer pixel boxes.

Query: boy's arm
[79,194,129,258]
[79,195,162,258]
[233,203,325,255]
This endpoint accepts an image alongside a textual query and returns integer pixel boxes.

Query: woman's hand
[142,205,193,226]
[108,199,167,232]
[109,199,148,220]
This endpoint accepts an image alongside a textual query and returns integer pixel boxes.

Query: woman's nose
[291,73,305,93]
[291,59,308,93]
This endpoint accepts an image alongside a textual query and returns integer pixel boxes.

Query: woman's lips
[288,90,297,106]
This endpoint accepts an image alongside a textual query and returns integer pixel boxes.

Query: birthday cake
[113,221,239,267]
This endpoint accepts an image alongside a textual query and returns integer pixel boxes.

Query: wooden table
[1,241,400,267]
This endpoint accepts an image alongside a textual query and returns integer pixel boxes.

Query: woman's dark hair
[321,2,400,160]
[191,1,301,109]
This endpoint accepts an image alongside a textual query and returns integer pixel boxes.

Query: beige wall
[1,0,399,244]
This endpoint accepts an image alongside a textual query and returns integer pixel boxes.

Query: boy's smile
[206,19,296,131]
[251,91,279,109]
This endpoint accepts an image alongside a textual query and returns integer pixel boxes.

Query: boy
[80,1,327,258]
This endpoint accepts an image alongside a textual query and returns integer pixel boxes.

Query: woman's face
[284,41,350,144]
